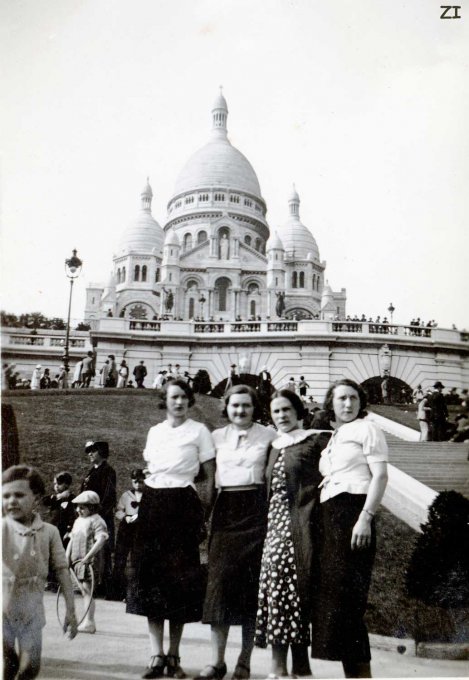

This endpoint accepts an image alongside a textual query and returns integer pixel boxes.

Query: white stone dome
[164,228,180,246]
[116,181,164,256]
[267,231,284,251]
[172,92,263,200]
[278,187,320,261]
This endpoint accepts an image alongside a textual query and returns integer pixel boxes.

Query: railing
[460,332,469,342]
[267,322,298,332]
[129,321,161,331]
[50,338,86,347]
[194,323,225,333]
[231,322,261,332]
[9,336,45,346]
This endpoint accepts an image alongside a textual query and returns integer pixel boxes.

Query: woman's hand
[351,513,372,550]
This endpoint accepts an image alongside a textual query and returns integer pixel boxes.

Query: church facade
[85,91,346,325]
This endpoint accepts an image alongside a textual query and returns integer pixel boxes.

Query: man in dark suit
[429,381,449,441]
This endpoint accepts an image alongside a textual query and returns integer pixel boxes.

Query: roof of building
[116,180,164,256]
[172,92,263,200]
[277,187,320,261]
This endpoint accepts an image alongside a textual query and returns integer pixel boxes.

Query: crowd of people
[3,377,390,679]
[414,382,469,442]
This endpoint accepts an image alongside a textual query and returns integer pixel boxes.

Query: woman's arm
[351,461,388,550]
[198,458,216,518]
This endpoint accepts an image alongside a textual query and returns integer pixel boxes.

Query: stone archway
[214,276,232,313]
[361,376,413,405]
[285,307,314,320]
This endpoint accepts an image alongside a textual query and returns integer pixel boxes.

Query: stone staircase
[385,433,469,498]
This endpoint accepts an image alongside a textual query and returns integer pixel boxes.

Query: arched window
[155,268,160,282]
[184,233,192,251]
[215,277,230,312]
[116,268,121,284]
[198,230,207,244]
[316,276,320,291]
[255,238,261,252]
[312,274,316,290]
[292,271,298,288]
[189,298,195,319]
[122,266,126,282]
[244,235,252,246]
[248,282,259,294]
[299,271,305,288]
[134,265,140,281]
[142,265,147,282]
[250,300,256,317]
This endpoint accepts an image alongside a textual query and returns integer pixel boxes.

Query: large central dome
[172,91,263,200]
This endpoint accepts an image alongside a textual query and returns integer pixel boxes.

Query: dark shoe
[194,663,227,680]
[232,662,250,679]
[166,654,186,679]
[142,654,166,679]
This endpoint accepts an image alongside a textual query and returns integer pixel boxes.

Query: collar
[5,513,44,536]
[272,428,317,449]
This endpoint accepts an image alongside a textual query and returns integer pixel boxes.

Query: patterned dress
[255,450,310,647]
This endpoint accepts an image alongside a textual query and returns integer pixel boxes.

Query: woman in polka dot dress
[255,390,332,678]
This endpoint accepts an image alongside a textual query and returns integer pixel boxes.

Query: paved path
[40,594,468,679]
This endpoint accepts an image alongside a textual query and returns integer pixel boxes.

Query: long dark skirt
[311,493,376,663]
[127,485,206,622]
[203,487,267,625]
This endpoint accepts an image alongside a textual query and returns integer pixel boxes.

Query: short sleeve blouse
[319,419,388,502]
[212,422,277,487]
[143,418,215,489]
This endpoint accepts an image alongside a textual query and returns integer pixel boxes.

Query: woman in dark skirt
[128,379,216,679]
[311,379,388,678]
[196,385,276,680]
[254,390,332,679]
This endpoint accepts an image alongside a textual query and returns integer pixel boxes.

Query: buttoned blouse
[212,423,277,487]
[143,418,215,489]
[319,419,388,502]
[115,489,143,520]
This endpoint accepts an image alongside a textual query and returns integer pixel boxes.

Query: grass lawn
[1,389,453,640]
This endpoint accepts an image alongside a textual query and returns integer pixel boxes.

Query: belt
[220,484,261,492]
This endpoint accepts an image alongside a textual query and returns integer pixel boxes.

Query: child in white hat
[66,490,109,633]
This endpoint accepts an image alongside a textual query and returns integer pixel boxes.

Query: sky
[1,0,468,328]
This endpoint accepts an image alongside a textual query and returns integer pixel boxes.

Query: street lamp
[63,249,83,376]
[387,302,395,325]
[199,294,207,319]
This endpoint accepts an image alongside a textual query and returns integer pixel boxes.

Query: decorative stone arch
[182,276,204,319]
[285,307,314,320]
[197,229,208,245]
[118,301,157,320]
[214,276,232,313]
[361,376,413,405]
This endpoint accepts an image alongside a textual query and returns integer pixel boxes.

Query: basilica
[84,91,346,325]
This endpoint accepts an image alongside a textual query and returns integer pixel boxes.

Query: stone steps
[384,434,469,497]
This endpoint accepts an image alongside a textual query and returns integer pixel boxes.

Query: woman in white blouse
[128,379,216,680]
[196,385,276,680]
[311,379,388,678]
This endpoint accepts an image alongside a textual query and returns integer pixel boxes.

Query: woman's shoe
[142,654,166,679]
[195,663,227,680]
[232,662,250,679]
[166,654,187,679]
[77,622,96,634]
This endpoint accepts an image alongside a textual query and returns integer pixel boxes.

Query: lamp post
[63,249,83,376]
[387,302,395,325]
[199,294,207,320]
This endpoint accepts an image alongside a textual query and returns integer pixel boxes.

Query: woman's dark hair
[2,465,45,496]
[271,389,308,420]
[322,379,368,422]
[222,384,262,421]
[55,471,73,487]
[162,377,195,407]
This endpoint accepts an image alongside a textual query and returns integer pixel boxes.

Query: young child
[66,490,109,634]
[43,471,76,546]
[2,465,77,680]
[111,468,145,600]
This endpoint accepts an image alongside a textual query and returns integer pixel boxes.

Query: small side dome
[212,88,228,113]
[164,228,180,246]
[289,183,300,203]
[267,231,284,251]
[141,178,153,199]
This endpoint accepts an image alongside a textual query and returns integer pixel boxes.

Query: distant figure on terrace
[417,390,433,442]
[71,359,83,388]
[133,361,148,388]
[31,365,42,390]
